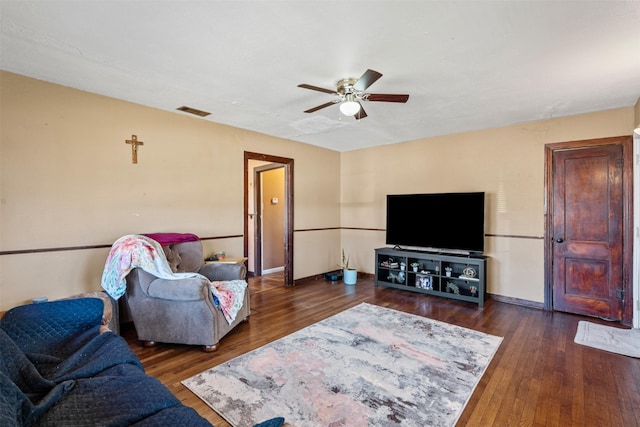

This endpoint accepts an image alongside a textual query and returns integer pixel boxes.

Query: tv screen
[385,192,485,253]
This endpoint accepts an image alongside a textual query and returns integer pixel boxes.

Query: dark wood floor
[124,274,640,426]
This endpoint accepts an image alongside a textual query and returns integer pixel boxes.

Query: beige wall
[1,71,636,311]
[0,71,341,310]
[340,107,636,303]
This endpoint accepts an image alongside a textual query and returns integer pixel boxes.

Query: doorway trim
[253,163,285,276]
[244,151,294,286]
[544,135,633,325]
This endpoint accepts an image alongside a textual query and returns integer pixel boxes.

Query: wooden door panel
[564,155,609,241]
[552,144,623,320]
[565,258,608,298]
[555,258,611,316]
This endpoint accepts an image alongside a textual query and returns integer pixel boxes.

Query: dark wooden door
[551,143,625,320]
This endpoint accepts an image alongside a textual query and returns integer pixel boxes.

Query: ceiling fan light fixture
[299,69,409,119]
[339,94,360,116]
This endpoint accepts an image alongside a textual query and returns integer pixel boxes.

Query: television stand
[374,247,487,307]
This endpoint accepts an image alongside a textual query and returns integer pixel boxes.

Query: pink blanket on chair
[142,233,200,246]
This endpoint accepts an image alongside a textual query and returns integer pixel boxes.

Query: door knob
[555,237,564,243]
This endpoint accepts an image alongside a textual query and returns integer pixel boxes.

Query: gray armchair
[123,239,250,351]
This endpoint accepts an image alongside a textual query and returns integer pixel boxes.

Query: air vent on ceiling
[176,106,211,117]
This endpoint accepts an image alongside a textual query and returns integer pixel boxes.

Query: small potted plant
[410,262,420,272]
[444,266,453,277]
[338,249,357,286]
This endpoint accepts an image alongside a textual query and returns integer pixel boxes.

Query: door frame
[253,163,285,276]
[244,151,294,286]
[544,135,633,325]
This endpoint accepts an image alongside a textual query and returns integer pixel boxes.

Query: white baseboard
[262,266,284,275]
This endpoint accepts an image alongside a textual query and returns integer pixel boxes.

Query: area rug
[182,302,503,427]
[574,320,640,358]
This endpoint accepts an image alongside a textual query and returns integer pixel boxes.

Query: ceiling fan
[298,69,409,120]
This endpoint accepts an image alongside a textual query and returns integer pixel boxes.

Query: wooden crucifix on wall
[125,135,144,164]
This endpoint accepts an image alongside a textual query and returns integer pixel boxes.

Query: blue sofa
[0,298,212,426]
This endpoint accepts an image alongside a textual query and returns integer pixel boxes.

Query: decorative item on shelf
[339,249,357,286]
[383,257,399,268]
[388,271,404,284]
[470,285,478,296]
[445,267,453,277]
[446,282,460,295]
[416,274,432,290]
[435,265,440,274]
[400,262,406,271]
[410,262,419,272]
[462,267,477,278]
[215,251,226,261]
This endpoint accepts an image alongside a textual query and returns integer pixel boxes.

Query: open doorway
[254,164,285,275]
[244,152,294,286]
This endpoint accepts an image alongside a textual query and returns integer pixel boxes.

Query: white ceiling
[2,1,639,152]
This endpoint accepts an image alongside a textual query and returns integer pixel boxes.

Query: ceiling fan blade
[303,100,338,113]
[354,103,367,120]
[353,69,383,92]
[297,84,337,95]
[366,93,410,103]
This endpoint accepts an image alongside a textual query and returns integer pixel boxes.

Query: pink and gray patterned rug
[182,302,502,427]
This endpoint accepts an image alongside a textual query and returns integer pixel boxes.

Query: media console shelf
[374,247,487,307]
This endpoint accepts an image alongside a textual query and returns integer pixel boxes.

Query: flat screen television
[385,192,485,254]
